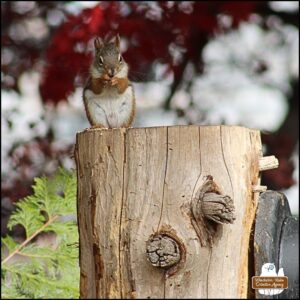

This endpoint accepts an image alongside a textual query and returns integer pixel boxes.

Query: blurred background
[2,1,299,237]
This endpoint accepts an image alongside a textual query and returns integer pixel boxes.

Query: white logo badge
[258,263,285,296]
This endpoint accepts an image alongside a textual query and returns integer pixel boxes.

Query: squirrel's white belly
[84,86,133,128]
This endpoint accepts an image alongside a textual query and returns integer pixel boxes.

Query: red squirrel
[83,35,136,128]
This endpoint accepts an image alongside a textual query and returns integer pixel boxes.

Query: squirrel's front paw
[111,77,118,86]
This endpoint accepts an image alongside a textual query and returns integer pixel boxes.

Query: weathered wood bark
[75,125,271,299]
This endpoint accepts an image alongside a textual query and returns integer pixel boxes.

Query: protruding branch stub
[146,234,181,269]
[191,175,235,247]
[201,192,235,224]
[258,156,279,171]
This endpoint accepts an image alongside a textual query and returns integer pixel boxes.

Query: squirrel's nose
[108,69,115,77]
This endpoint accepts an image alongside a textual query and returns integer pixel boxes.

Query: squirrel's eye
[118,54,122,62]
[99,56,104,64]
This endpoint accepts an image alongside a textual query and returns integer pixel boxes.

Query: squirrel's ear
[94,37,103,50]
[115,34,120,49]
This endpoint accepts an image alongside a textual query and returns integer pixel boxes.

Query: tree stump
[75,125,278,299]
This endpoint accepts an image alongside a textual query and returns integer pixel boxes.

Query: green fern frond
[8,194,45,238]
[1,168,79,299]
[1,236,19,257]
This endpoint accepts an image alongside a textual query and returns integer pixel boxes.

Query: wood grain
[75,125,263,299]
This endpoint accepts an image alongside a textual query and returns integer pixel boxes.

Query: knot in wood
[201,192,235,224]
[146,234,181,269]
[191,177,236,247]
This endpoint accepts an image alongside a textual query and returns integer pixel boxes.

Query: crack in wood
[206,249,212,297]
[157,127,169,232]
[220,126,234,199]
[118,129,127,299]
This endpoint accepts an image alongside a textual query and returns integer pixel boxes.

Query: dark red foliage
[39,2,260,103]
[221,1,258,26]
[261,133,296,190]
[39,7,104,103]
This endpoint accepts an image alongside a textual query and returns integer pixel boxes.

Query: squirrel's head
[91,34,128,78]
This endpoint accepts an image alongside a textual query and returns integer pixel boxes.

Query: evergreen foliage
[1,168,79,299]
